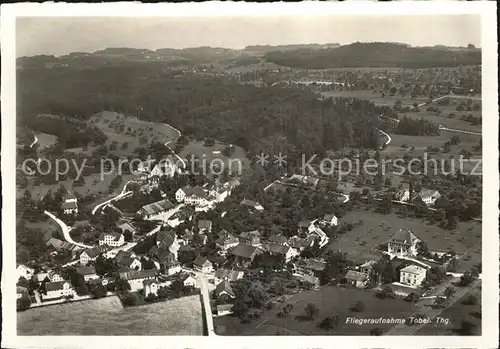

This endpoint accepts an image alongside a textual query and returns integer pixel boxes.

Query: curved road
[377,128,392,146]
[164,123,187,169]
[91,190,133,215]
[44,210,93,249]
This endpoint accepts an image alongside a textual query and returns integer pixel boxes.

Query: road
[30,134,38,148]
[377,128,392,146]
[164,123,187,169]
[196,272,216,336]
[91,190,133,215]
[439,126,482,136]
[385,278,481,335]
[44,210,93,249]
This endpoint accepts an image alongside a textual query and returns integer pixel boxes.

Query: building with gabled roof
[240,199,264,211]
[214,269,244,285]
[80,246,105,265]
[265,243,299,262]
[267,234,288,245]
[44,281,73,300]
[197,220,212,234]
[16,264,34,282]
[238,230,261,246]
[76,266,99,282]
[137,199,176,220]
[399,264,427,287]
[99,232,124,247]
[193,256,213,273]
[229,243,263,263]
[345,270,369,288]
[388,229,420,256]
[46,238,83,255]
[214,280,235,299]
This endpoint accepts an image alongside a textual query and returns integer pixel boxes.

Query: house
[137,199,176,220]
[197,220,213,234]
[388,229,420,256]
[17,264,34,282]
[238,230,261,246]
[46,238,82,256]
[156,229,180,259]
[115,251,142,270]
[149,158,179,182]
[193,256,213,273]
[294,274,320,289]
[76,266,99,282]
[61,191,78,215]
[80,246,103,265]
[209,180,240,203]
[288,174,319,188]
[396,188,441,206]
[152,250,181,275]
[288,235,316,251]
[390,282,425,297]
[399,264,427,287]
[216,230,240,251]
[345,270,369,288]
[298,220,316,234]
[44,281,73,300]
[33,272,49,285]
[180,273,198,288]
[229,243,263,263]
[293,258,326,276]
[321,213,338,227]
[117,221,137,237]
[176,186,211,207]
[175,185,192,202]
[217,304,234,317]
[240,199,264,211]
[266,243,299,262]
[119,269,157,292]
[359,260,377,278]
[48,270,64,282]
[214,280,235,299]
[267,234,288,246]
[214,269,244,285]
[99,232,124,247]
[166,207,194,227]
[143,278,171,297]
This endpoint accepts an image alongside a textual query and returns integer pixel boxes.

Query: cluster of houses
[395,188,441,206]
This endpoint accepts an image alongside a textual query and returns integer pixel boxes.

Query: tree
[123,229,133,242]
[319,315,339,330]
[90,283,107,298]
[444,286,456,299]
[304,303,319,320]
[370,327,384,336]
[446,258,459,272]
[17,297,31,311]
[140,257,156,270]
[351,300,365,312]
[204,138,216,147]
[115,278,131,294]
[434,296,447,308]
[121,292,137,306]
[17,277,30,288]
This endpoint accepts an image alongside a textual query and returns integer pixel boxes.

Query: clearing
[18,295,203,335]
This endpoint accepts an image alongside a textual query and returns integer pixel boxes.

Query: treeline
[394,116,440,136]
[18,65,382,161]
[264,42,481,69]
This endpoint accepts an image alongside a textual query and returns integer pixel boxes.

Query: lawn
[416,284,482,335]
[320,90,428,107]
[215,286,415,336]
[330,210,481,271]
[88,111,180,157]
[178,140,250,175]
[18,295,203,335]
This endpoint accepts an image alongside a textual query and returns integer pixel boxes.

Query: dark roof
[389,229,418,245]
[82,246,102,259]
[76,266,96,276]
[266,243,291,255]
[198,220,212,230]
[239,230,260,240]
[268,235,288,244]
[214,269,244,281]
[215,280,234,297]
[139,199,175,216]
[119,269,157,281]
[157,229,176,247]
[184,186,208,198]
[216,231,239,245]
[45,281,71,291]
[61,201,78,209]
[323,214,337,221]
[118,222,137,232]
[46,238,80,252]
[345,270,368,282]
[240,199,262,208]
[229,243,262,259]
[193,256,212,267]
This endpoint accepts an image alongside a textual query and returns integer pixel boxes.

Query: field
[320,90,428,107]
[17,295,204,335]
[86,111,180,157]
[331,210,481,271]
[178,140,250,174]
[417,284,482,335]
[215,286,415,336]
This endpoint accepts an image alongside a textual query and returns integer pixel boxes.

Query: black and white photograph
[1,2,498,348]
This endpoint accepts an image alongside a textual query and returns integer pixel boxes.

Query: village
[16,147,482,336]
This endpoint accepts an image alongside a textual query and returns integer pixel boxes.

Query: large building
[99,232,125,247]
[61,192,78,215]
[137,199,176,220]
[387,229,420,257]
[44,281,73,300]
[399,264,427,287]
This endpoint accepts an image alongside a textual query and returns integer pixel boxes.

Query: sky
[16,15,481,57]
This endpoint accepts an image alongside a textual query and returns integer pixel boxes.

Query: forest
[264,42,481,69]
[17,65,383,161]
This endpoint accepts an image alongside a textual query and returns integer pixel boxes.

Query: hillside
[263,42,482,69]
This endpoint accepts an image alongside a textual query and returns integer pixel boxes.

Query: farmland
[17,295,203,335]
[215,285,415,336]
[416,284,482,335]
[330,211,481,272]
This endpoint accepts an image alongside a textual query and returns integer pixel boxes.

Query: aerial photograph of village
[13,13,483,337]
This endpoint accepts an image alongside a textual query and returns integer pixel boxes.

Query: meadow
[17,295,204,335]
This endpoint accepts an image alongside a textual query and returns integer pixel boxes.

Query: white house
[149,159,179,181]
[388,229,420,256]
[99,232,124,247]
[399,264,427,287]
[216,230,240,252]
[143,279,171,297]
[181,274,198,288]
[214,280,235,299]
[321,214,338,227]
[120,269,157,292]
[266,243,299,262]
[396,188,441,206]
[80,246,102,265]
[137,199,176,220]
[48,271,64,283]
[61,191,78,215]
[175,186,192,203]
[193,256,213,273]
[16,264,34,282]
[44,281,73,300]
